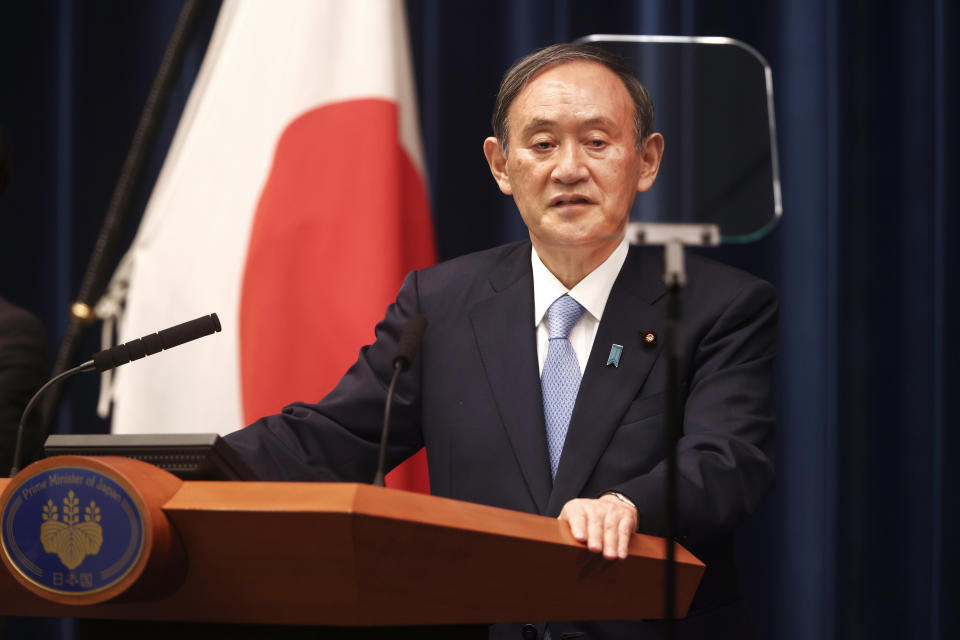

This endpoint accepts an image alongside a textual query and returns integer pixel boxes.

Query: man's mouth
[549,195,593,207]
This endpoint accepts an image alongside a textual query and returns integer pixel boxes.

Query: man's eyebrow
[518,116,621,138]
[581,116,621,131]
[519,118,556,138]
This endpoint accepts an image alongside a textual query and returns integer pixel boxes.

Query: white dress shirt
[532,237,629,376]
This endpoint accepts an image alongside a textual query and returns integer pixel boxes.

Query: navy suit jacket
[226,240,777,639]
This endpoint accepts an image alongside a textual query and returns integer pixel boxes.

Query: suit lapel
[547,247,667,515]
[469,243,553,513]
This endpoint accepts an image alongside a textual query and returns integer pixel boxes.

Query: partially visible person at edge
[0,128,48,476]
[226,43,777,640]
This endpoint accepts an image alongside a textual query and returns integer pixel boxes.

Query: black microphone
[373,314,427,487]
[92,313,221,372]
[9,313,222,476]
[392,314,428,372]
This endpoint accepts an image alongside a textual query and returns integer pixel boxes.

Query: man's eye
[587,139,607,148]
[533,141,553,150]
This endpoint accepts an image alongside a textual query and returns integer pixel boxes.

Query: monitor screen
[43,433,259,481]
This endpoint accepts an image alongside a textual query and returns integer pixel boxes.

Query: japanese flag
[107,0,434,491]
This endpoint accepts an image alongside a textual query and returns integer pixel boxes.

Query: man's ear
[483,137,512,195]
[635,133,664,193]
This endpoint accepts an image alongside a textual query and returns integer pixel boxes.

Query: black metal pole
[43,0,210,435]
[628,225,716,638]
[661,239,686,640]
[664,279,681,640]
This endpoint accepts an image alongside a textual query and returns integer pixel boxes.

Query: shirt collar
[531,236,629,327]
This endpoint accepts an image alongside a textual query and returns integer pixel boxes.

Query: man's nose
[551,143,589,184]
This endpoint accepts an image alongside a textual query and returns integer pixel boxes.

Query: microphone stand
[626,222,719,640]
[9,313,221,477]
[8,361,94,477]
[373,361,406,488]
[372,314,428,487]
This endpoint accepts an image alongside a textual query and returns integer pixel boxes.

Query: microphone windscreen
[91,313,222,372]
[393,314,428,371]
[158,313,221,349]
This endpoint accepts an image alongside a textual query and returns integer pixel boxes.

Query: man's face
[484,61,662,258]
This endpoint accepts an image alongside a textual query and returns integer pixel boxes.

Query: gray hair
[491,43,655,153]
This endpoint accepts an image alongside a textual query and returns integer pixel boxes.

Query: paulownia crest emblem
[39,490,103,570]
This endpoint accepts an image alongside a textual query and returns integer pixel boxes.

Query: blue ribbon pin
[606,344,623,367]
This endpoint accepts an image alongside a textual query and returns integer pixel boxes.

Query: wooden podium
[0,456,704,626]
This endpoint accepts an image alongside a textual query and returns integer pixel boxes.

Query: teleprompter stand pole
[626,222,720,640]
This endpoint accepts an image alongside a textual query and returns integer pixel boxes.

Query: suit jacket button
[520,623,538,639]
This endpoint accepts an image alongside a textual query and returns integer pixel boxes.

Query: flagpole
[43,0,212,437]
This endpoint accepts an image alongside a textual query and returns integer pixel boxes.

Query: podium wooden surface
[0,458,704,626]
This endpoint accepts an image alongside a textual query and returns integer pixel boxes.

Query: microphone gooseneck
[9,361,94,477]
[373,314,428,487]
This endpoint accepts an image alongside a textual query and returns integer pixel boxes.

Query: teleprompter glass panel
[578,36,781,244]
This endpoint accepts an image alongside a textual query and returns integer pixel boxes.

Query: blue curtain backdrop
[0,1,956,638]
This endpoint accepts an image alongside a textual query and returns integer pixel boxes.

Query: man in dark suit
[226,43,776,639]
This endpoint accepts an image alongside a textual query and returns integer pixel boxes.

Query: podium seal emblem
[1,466,145,595]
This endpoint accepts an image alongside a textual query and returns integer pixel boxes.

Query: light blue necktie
[541,294,586,480]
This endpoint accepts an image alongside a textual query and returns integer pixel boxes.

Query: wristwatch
[602,491,636,509]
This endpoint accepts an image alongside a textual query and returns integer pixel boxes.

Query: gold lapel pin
[641,330,657,346]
